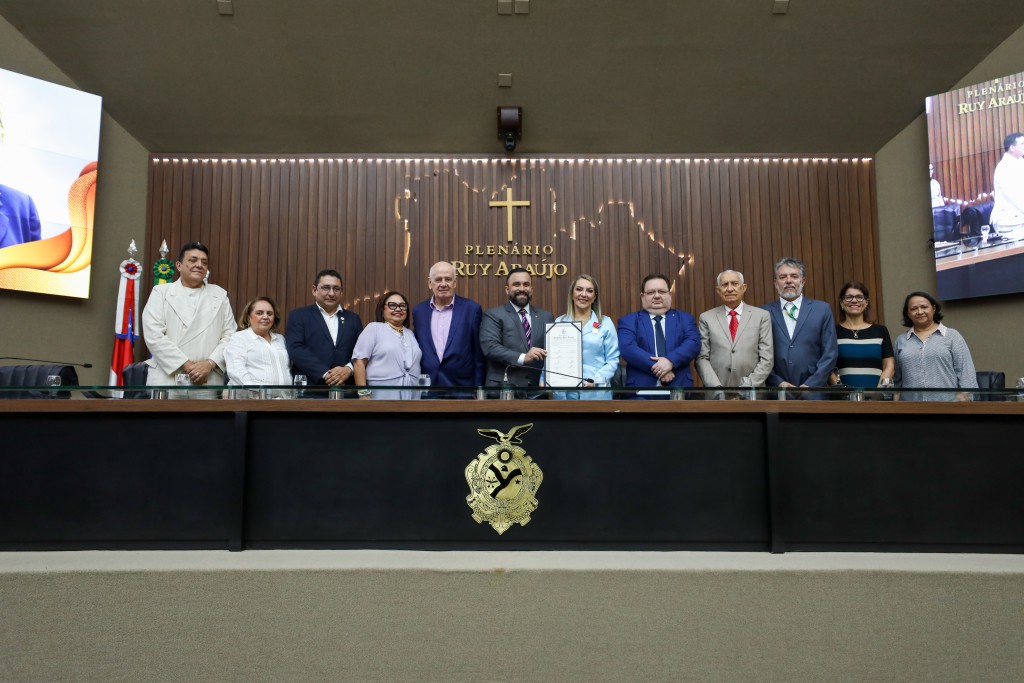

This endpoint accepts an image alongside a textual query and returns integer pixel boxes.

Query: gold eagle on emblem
[465,423,543,535]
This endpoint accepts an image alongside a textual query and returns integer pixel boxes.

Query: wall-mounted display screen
[0,67,102,299]
[926,71,1024,300]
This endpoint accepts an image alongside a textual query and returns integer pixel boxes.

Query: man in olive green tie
[761,257,838,388]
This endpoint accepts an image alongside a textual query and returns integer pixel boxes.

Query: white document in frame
[544,321,583,388]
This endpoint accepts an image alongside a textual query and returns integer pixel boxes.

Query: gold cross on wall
[488,187,531,242]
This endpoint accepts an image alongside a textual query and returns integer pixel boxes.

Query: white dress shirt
[224,328,292,386]
[779,295,803,338]
[317,304,341,344]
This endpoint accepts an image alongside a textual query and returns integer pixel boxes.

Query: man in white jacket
[991,132,1024,234]
[142,241,236,395]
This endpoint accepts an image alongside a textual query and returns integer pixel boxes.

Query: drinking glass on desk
[45,375,62,387]
[981,224,991,242]
[417,373,431,399]
[172,373,191,399]
[877,376,894,401]
[739,376,755,400]
[292,374,307,399]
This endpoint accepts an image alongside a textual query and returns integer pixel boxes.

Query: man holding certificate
[480,267,555,393]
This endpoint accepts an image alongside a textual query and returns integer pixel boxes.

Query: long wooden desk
[2,399,1022,553]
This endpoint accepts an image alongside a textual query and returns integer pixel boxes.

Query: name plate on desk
[544,321,583,388]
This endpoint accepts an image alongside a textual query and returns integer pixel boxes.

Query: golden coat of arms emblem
[465,423,543,535]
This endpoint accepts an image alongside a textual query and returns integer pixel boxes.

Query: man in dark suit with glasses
[285,268,364,388]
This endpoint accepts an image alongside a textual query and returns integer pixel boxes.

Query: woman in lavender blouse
[352,290,423,400]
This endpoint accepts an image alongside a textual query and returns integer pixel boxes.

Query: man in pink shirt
[411,261,485,391]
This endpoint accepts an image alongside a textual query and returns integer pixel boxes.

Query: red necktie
[729,310,738,341]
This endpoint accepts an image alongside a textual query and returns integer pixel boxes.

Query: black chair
[975,370,1005,401]
[932,205,960,242]
[0,364,79,399]
[121,361,150,399]
[611,362,627,388]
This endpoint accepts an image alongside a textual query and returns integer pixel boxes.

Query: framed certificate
[544,321,584,388]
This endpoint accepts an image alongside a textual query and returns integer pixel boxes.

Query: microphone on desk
[503,362,592,387]
[0,356,93,368]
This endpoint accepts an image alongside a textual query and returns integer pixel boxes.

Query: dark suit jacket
[285,305,364,385]
[0,184,42,250]
[761,297,839,387]
[479,302,555,387]
[412,295,485,387]
[617,309,700,387]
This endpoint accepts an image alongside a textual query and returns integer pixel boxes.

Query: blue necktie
[653,315,666,357]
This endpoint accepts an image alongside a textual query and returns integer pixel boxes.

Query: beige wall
[0,15,149,386]
[877,24,1024,383]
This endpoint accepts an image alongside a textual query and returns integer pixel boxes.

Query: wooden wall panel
[927,71,1024,204]
[144,156,880,341]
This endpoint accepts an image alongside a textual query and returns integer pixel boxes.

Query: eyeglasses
[385,302,408,311]
[643,289,670,297]
[317,285,342,293]
[842,295,866,303]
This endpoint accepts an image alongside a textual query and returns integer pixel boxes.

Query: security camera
[502,131,518,152]
[497,106,522,154]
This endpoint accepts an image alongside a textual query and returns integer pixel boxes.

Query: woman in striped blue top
[830,281,894,388]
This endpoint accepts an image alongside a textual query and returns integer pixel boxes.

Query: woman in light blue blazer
[550,274,620,400]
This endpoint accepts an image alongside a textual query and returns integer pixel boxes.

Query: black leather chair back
[975,370,1005,401]
[0,364,79,399]
[932,205,960,242]
[611,362,627,388]
[121,361,150,399]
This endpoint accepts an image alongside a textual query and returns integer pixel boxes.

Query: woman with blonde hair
[550,274,620,400]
